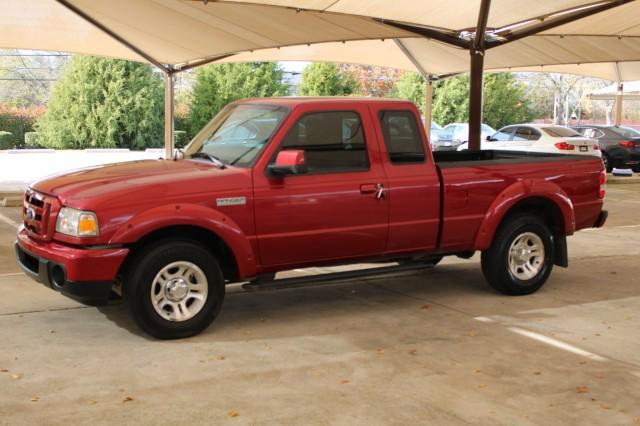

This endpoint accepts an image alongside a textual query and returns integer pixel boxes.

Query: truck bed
[433,150,596,167]
[432,150,604,252]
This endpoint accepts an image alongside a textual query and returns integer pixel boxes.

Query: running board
[241,262,436,292]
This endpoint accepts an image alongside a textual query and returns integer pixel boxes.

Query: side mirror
[268,149,308,177]
[486,135,492,141]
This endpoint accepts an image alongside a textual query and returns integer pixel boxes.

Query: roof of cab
[236,96,417,108]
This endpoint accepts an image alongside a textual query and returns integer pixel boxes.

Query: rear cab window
[378,110,426,164]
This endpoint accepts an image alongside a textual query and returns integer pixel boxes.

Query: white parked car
[457,124,601,157]
[434,122,496,151]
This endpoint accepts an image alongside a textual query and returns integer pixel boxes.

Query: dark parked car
[571,125,640,172]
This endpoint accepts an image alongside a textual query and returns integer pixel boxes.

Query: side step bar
[241,262,437,292]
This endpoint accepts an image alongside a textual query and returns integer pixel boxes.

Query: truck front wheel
[124,240,225,339]
[481,214,554,295]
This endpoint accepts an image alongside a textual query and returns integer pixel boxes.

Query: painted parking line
[0,212,20,229]
[475,316,608,362]
[507,327,609,362]
[0,272,23,277]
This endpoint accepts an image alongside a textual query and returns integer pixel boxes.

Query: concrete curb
[607,175,640,184]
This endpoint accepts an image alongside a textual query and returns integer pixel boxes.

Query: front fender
[474,179,575,251]
[109,203,257,278]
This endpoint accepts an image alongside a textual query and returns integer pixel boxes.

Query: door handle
[360,183,378,194]
[360,183,385,199]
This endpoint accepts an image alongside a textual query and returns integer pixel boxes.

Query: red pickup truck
[16,98,607,339]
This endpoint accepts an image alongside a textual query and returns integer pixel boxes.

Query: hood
[31,159,251,209]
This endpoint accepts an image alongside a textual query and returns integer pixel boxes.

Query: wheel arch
[110,204,257,284]
[474,180,575,252]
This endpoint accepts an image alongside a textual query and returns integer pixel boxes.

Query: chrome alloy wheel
[507,232,545,281]
[151,261,208,322]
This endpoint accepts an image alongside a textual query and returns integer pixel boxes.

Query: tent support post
[468,0,491,151]
[425,75,433,140]
[164,71,175,160]
[614,62,623,126]
[468,51,484,151]
[615,83,624,126]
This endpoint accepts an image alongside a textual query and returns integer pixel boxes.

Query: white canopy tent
[1,0,639,153]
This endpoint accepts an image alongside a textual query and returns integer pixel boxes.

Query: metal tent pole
[614,63,624,127]
[393,39,435,139]
[468,0,491,151]
[425,76,434,140]
[164,71,175,160]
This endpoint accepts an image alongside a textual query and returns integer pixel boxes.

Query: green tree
[432,73,533,128]
[389,72,426,113]
[297,63,360,96]
[36,56,163,149]
[187,63,289,136]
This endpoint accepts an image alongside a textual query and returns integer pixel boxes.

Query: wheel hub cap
[150,261,209,322]
[508,232,545,281]
[165,278,189,302]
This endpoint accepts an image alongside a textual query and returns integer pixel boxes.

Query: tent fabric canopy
[3,0,639,79]
[2,0,640,152]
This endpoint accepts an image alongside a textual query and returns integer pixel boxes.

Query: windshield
[481,124,495,133]
[610,126,640,138]
[542,127,581,138]
[185,103,289,167]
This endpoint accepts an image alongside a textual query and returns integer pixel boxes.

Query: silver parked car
[432,122,496,151]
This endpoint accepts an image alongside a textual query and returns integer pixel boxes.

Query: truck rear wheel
[124,240,224,339]
[481,214,554,295]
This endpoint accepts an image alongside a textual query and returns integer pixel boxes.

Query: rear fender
[474,180,575,251]
[108,203,257,278]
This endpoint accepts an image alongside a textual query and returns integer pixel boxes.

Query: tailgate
[565,137,599,154]
[565,137,597,147]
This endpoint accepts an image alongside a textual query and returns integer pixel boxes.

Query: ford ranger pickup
[15,98,608,339]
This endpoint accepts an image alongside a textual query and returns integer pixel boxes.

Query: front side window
[379,110,425,164]
[278,111,369,174]
[186,103,289,167]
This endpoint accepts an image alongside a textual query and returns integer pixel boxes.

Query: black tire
[602,153,612,173]
[124,240,225,339]
[481,214,554,295]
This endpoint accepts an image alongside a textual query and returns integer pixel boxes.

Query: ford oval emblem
[26,207,35,221]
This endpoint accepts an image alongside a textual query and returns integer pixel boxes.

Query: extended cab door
[252,103,389,268]
[372,105,440,253]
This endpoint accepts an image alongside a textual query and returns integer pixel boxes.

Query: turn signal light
[594,144,600,150]
[554,141,575,151]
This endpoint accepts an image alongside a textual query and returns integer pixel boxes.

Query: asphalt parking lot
[1,185,640,425]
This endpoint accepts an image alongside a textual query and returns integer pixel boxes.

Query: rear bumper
[15,229,129,305]
[593,210,608,228]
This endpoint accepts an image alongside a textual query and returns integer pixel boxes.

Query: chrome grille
[23,190,59,241]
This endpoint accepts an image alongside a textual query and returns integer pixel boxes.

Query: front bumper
[15,229,129,305]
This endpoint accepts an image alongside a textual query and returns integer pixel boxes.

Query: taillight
[598,169,606,199]
[619,140,638,148]
[594,143,600,150]
[555,141,575,151]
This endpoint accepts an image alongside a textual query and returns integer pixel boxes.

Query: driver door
[252,104,389,268]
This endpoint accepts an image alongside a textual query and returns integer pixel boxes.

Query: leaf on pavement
[576,385,589,394]
[228,410,239,417]
[468,330,478,337]
[121,396,135,404]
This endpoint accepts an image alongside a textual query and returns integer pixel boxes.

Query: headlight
[56,207,99,237]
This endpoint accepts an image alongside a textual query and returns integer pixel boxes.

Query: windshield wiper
[190,152,227,169]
